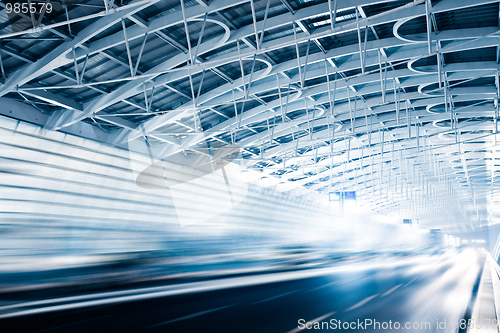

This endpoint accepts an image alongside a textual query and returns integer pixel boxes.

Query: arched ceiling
[1,0,500,231]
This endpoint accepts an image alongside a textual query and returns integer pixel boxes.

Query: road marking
[346,294,379,311]
[308,281,338,292]
[403,277,419,287]
[147,304,234,328]
[251,290,300,304]
[287,311,337,333]
[381,284,403,297]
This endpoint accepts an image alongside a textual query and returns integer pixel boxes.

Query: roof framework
[1,0,500,230]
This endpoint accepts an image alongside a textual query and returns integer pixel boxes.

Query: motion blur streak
[0,116,402,282]
[0,115,490,332]
[0,248,484,332]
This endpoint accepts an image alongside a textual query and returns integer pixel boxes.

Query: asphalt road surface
[0,249,484,333]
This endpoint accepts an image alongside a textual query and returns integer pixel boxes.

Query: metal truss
[1,0,500,229]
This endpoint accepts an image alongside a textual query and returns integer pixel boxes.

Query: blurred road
[0,249,484,333]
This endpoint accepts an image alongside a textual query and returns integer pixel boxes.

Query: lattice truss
[1,0,500,227]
